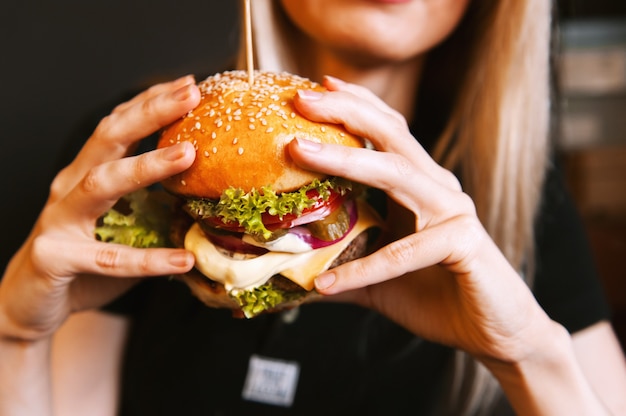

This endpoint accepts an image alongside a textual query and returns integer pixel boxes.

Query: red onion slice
[284,199,358,250]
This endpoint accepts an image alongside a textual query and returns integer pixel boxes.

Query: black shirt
[104,162,610,416]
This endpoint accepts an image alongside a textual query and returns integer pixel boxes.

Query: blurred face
[279,0,470,66]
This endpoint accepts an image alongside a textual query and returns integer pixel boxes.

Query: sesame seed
[195,122,201,130]
[321,126,327,133]
[212,146,218,154]
[238,147,244,155]
[266,127,274,133]
[249,124,256,130]
[233,137,238,144]
[204,150,210,157]
[181,180,187,186]
[226,125,231,132]
[211,132,217,139]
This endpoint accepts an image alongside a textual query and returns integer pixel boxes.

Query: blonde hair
[241,0,552,414]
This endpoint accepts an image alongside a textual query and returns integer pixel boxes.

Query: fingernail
[295,138,322,152]
[324,75,346,85]
[173,83,192,101]
[297,89,324,100]
[163,142,188,161]
[315,272,335,290]
[177,74,195,84]
[169,251,193,268]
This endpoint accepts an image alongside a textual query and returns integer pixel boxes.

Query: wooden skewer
[244,0,254,86]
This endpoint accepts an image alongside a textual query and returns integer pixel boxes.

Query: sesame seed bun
[158,70,363,199]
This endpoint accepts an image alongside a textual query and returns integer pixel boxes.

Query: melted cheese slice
[185,200,383,292]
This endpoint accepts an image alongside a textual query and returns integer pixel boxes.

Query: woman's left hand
[288,77,557,365]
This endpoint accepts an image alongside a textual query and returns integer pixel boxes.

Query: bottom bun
[177,270,322,319]
[177,269,239,310]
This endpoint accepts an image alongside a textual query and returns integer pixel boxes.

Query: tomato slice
[202,190,346,233]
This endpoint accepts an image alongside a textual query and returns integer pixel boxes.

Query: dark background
[1,0,625,271]
[1,1,239,269]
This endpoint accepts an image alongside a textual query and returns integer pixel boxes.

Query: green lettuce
[185,178,351,240]
[232,284,305,318]
[94,189,171,248]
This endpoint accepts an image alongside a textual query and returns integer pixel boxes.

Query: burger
[157,70,384,318]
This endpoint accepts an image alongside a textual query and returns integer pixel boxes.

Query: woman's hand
[288,77,557,364]
[0,76,199,342]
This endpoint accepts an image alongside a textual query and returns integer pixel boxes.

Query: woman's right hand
[0,76,200,342]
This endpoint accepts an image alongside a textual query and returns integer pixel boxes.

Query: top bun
[158,70,363,199]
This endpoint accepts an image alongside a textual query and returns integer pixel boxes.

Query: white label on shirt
[241,354,300,407]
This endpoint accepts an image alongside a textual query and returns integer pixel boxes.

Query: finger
[323,75,407,127]
[288,139,467,225]
[289,138,418,208]
[294,87,459,191]
[295,88,414,156]
[314,215,486,295]
[31,236,194,278]
[60,141,195,222]
[87,80,200,161]
[59,80,200,193]
[113,74,196,113]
